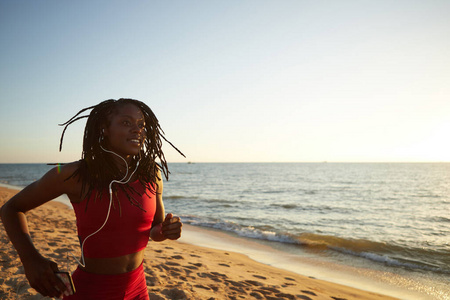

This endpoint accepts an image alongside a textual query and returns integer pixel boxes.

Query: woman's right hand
[22,255,68,298]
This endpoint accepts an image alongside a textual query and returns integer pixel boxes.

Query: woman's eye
[123,120,131,126]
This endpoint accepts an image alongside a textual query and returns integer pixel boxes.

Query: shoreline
[0,186,402,299]
[179,225,422,300]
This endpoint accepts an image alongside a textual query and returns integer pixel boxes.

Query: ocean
[1,163,449,299]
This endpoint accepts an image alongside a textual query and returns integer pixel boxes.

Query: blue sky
[1,1,449,163]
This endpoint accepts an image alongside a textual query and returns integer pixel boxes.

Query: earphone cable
[70,146,140,268]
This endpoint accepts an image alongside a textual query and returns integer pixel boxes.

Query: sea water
[1,163,449,299]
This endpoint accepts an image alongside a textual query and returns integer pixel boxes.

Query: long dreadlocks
[59,98,185,210]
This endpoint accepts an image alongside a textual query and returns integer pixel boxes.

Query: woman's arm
[0,164,78,298]
[150,169,182,242]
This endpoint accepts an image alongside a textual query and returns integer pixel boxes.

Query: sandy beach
[0,186,398,300]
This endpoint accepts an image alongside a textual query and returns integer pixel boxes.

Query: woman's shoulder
[57,160,83,178]
[43,161,83,191]
[54,161,86,201]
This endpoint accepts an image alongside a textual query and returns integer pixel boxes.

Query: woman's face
[103,104,146,158]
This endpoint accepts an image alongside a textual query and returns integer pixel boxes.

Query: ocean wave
[164,195,199,201]
[269,203,358,213]
[426,216,450,223]
[271,203,298,209]
[262,190,284,194]
[334,248,449,274]
[182,216,450,275]
[295,233,450,273]
[206,198,240,204]
[303,190,317,195]
[412,193,442,198]
[165,195,241,206]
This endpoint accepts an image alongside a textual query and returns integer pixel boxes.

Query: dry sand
[0,186,398,300]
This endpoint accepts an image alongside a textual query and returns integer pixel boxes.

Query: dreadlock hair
[59,98,185,211]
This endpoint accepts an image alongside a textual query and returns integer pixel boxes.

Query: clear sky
[1,0,449,163]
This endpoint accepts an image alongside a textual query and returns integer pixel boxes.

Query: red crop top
[71,180,156,258]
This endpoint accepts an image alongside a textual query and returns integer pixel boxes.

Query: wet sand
[0,186,398,299]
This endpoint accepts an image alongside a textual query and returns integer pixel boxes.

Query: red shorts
[63,263,149,300]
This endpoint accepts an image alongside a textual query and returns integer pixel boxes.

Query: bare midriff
[81,249,145,274]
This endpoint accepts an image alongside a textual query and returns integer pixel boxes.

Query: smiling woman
[1,98,185,299]
[58,99,185,199]
[103,104,147,158]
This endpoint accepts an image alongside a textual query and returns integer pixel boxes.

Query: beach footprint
[170,255,183,260]
[301,290,317,296]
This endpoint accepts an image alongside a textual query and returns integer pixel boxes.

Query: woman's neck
[108,154,132,173]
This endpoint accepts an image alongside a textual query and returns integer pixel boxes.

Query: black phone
[55,271,76,295]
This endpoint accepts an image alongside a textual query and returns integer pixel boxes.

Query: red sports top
[71,180,156,258]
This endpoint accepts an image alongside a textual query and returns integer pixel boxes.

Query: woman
[1,98,184,299]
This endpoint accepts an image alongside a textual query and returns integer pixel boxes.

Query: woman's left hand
[161,213,182,240]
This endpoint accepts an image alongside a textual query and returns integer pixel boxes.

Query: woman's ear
[99,128,109,143]
[102,128,109,137]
